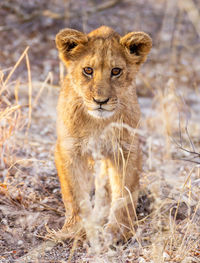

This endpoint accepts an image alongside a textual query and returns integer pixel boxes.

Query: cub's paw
[63,215,85,237]
[62,214,80,230]
[104,223,132,245]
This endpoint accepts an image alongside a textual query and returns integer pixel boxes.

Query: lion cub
[55,26,152,242]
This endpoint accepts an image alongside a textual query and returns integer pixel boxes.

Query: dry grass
[0,0,200,262]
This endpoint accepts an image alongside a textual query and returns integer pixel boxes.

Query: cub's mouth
[85,97,117,119]
[87,107,115,119]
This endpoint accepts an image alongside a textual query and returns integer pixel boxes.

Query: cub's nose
[93,97,109,105]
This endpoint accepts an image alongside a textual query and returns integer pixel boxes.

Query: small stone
[17,240,23,245]
[138,257,146,263]
[53,188,59,193]
[128,252,134,259]
[2,218,7,225]
[45,246,53,252]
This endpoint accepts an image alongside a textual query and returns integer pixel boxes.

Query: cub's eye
[83,67,93,76]
[111,68,122,77]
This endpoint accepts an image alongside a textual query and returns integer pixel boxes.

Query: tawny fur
[55,26,152,241]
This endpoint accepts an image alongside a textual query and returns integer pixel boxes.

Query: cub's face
[56,26,152,119]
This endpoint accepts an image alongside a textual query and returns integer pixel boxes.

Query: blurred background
[0,0,199,93]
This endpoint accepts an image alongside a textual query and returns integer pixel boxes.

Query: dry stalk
[25,52,32,132]
[178,0,200,36]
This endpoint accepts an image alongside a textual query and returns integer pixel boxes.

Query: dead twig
[172,121,200,164]
[1,2,42,22]
[89,0,122,13]
[178,0,200,36]
[36,202,64,216]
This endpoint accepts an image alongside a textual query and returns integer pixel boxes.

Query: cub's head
[56,26,152,119]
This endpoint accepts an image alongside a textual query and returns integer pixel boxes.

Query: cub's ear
[120,32,152,65]
[56,28,88,62]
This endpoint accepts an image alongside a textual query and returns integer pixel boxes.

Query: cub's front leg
[55,143,83,235]
[107,148,141,242]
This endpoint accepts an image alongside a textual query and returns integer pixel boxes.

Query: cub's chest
[81,132,116,157]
